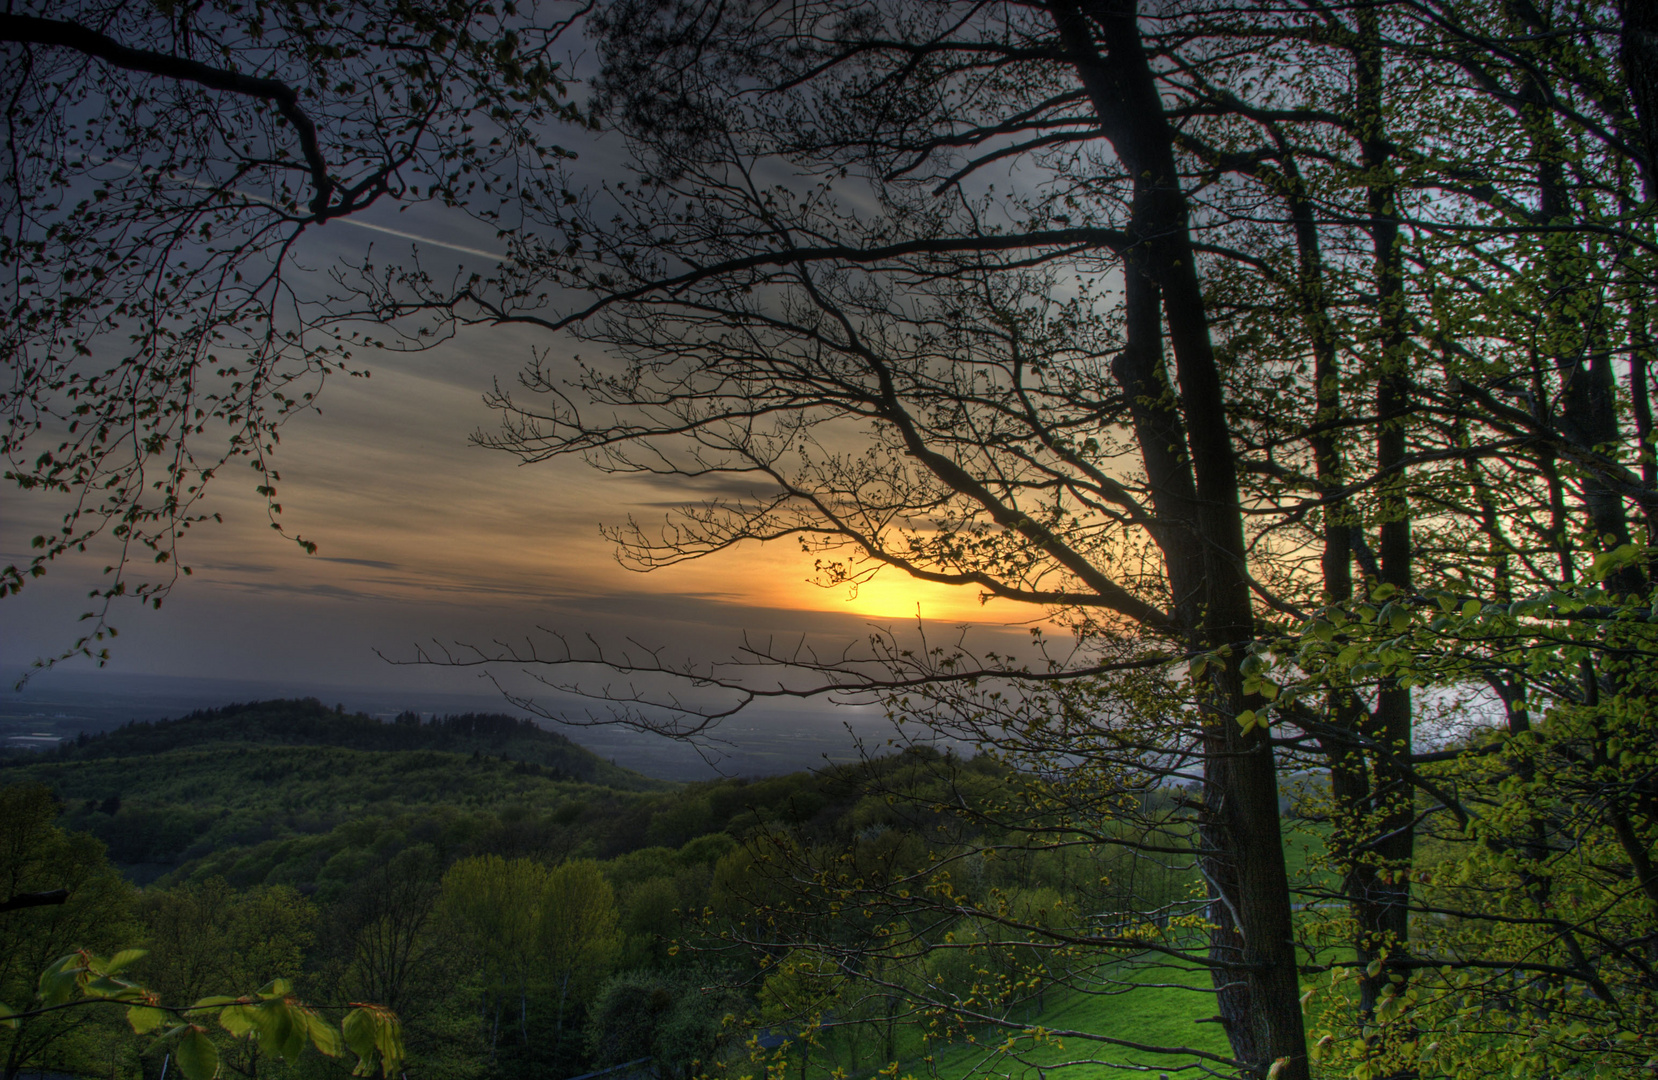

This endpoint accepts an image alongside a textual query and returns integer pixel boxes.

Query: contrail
[90,153,513,263]
[332,217,509,263]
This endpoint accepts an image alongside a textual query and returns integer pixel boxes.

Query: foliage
[0,783,133,1080]
[1282,577,1658,1078]
[439,853,622,1075]
[311,846,486,1080]
[587,968,748,1080]
[22,949,404,1080]
[137,879,317,1010]
[0,699,669,890]
[0,728,1234,1080]
[8,2,1658,1074]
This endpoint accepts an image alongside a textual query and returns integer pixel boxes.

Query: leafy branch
[0,949,403,1080]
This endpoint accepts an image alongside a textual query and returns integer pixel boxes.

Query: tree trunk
[1354,3,1416,1018]
[1046,2,1310,1074]
[1621,0,1658,193]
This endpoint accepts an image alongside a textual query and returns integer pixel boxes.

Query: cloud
[192,561,280,575]
[630,471,785,502]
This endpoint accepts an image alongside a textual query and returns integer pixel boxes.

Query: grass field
[909,819,1332,1080]
[786,964,1232,1080]
[919,969,1230,1080]
[777,821,1344,1080]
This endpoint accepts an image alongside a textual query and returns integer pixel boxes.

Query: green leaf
[0,1002,17,1031]
[128,1005,167,1034]
[1461,599,1482,618]
[217,1004,256,1039]
[274,1004,307,1062]
[191,996,240,1010]
[38,954,86,1006]
[1589,543,1642,582]
[341,1008,376,1062]
[249,1000,302,1061]
[105,949,147,974]
[176,1028,220,1080]
[373,1010,403,1078]
[304,1012,346,1059]
[84,975,139,999]
[343,1006,403,1077]
[256,979,293,1000]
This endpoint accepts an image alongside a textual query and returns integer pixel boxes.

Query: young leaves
[171,1026,220,1080]
[20,951,403,1080]
[341,1004,404,1077]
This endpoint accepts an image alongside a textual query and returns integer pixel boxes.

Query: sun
[648,541,1022,623]
[790,571,1003,622]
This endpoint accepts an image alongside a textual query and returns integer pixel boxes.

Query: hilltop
[32,697,659,789]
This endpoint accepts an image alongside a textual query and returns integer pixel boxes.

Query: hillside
[0,707,1260,1080]
[0,698,672,884]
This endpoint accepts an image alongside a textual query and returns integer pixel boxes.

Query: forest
[5,0,1658,1079]
[0,699,1223,1080]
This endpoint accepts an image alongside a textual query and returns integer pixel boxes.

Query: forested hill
[0,697,676,885]
[35,697,656,789]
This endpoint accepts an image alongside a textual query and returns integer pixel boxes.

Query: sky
[0,101,1042,746]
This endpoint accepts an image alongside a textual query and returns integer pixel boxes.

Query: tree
[11,0,1654,1074]
[327,848,446,1015]
[1,0,583,669]
[380,0,1658,1077]
[440,854,549,1058]
[138,879,317,1008]
[440,853,620,1072]
[137,878,319,1079]
[317,846,486,1080]
[587,968,746,1080]
[0,784,133,1080]
[0,786,407,1080]
[395,0,1332,1071]
[541,859,622,1040]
